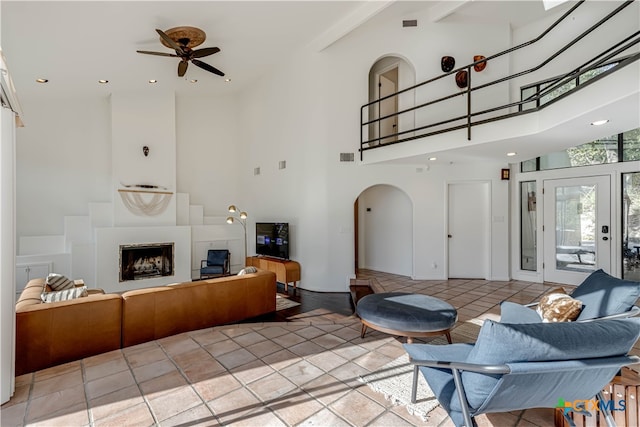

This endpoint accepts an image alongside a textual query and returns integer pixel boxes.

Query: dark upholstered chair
[200,249,230,279]
[501,269,640,323]
[405,318,640,427]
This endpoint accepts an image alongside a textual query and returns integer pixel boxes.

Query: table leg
[445,331,452,344]
[360,323,367,339]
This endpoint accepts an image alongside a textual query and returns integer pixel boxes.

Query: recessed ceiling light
[36,78,48,83]
[224,78,231,82]
[98,79,109,84]
[189,79,198,83]
[590,119,609,126]
[507,152,517,157]
[429,157,437,161]
[148,79,157,84]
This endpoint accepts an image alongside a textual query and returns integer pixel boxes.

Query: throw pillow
[41,286,88,303]
[571,269,640,320]
[45,273,75,291]
[237,266,258,275]
[535,292,583,322]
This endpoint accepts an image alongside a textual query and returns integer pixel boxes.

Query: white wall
[15,96,111,237]
[176,94,242,217]
[358,184,412,276]
[111,93,176,226]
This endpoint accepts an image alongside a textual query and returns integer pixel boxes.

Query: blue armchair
[405,319,640,427]
[501,269,640,323]
[200,249,230,279]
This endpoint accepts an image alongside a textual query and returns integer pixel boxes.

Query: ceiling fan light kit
[159,26,206,49]
[136,26,225,78]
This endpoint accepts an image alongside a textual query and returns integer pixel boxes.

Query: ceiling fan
[137,26,224,77]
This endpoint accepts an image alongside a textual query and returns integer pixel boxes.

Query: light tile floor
[3,270,636,426]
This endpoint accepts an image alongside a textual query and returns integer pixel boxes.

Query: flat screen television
[255,222,289,260]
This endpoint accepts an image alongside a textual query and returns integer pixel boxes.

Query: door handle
[448,234,452,238]
[602,237,609,241]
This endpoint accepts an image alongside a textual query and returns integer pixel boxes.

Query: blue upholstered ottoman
[356,292,458,343]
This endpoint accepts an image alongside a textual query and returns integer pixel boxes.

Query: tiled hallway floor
[2,270,624,426]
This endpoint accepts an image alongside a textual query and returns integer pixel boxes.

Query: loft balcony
[359,0,640,165]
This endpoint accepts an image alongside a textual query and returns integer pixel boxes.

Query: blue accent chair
[200,249,230,279]
[500,269,640,324]
[404,319,640,427]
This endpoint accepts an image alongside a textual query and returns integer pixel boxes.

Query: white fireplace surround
[95,226,191,293]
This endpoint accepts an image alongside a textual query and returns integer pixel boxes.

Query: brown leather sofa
[15,278,122,376]
[121,270,276,347]
[15,269,277,375]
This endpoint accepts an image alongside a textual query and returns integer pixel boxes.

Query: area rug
[276,294,301,311]
[359,353,438,421]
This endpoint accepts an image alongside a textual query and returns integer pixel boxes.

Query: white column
[1,106,17,403]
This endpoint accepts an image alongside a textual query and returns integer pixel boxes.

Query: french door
[543,176,611,285]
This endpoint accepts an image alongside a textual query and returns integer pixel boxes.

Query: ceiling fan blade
[192,59,225,77]
[156,28,185,55]
[178,61,189,77]
[191,47,220,59]
[137,50,178,57]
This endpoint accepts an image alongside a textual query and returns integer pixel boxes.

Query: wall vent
[340,153,355,162]
[254,167,261,176]
[402,19,418,27]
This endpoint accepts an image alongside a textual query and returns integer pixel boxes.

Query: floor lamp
[226,205,248,266]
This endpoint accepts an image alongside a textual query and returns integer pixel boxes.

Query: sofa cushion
[45,273,75,291]
[41,286,88,303]
[536,291,582,322]
[237,266,258,275]
[462,318,640,410]
[571,269,640,320]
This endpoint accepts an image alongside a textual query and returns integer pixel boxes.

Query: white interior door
[448,182,489,279]
[543,176,611,285]
[378,67,398,144]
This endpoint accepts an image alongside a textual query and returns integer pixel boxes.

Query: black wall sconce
[143,146,149,157]
[501,168,510,180]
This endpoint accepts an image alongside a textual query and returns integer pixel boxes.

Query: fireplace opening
[119,242,174,282]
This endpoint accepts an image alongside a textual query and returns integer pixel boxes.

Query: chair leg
[452,368,475,427]
[562,411,577,427]
[597,391,617,427]
[411,365,419,404]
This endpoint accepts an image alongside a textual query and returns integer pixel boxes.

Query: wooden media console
[246,256,300,292]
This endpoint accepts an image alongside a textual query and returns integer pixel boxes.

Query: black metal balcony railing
[359,0,640,160]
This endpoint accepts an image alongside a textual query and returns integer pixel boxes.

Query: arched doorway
[368,55,416,146]
[355,184,413,276]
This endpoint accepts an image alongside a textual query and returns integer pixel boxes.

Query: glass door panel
[623,172,640,281]
[543,176,610,285]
